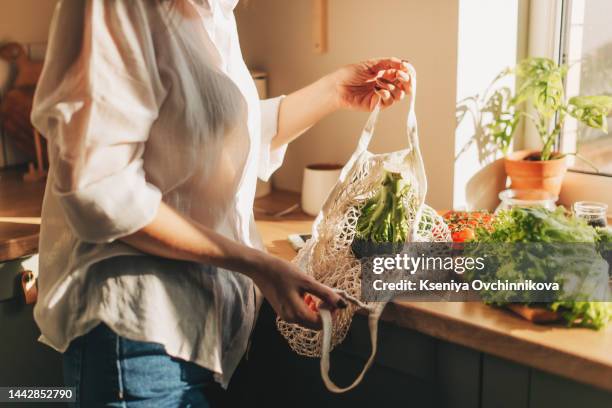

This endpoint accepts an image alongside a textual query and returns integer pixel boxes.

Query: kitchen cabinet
[0,256,63,388]
[481,355,529,408]
[229,305,612,408]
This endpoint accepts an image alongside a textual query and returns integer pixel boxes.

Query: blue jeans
[63,324,226,407]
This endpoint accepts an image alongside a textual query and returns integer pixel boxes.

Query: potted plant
[487,57,612,195]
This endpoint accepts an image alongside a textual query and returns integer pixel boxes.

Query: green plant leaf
[513,57,567,118]
[568,95,612,132]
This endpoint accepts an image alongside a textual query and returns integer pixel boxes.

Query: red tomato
[452,228,475,242]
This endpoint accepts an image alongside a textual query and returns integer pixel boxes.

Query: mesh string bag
[276,65,451,393]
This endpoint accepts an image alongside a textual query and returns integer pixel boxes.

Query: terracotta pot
[504,149,567,196]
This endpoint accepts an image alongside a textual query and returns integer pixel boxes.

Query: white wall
[0,0,57,44]
[0,0,527,211]
[236,0,459,209]
[453,0,524,210]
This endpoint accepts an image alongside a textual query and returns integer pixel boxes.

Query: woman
[32,0,410,406]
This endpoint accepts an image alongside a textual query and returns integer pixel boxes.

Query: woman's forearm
[271,74,339,150]
[121,202,270,279]
[120,202,345,328]
[271,59,410,150]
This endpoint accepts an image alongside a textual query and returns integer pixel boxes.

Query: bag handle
[353,64,418,154]
[319,290,386,393]
[401,64,428,241]
[315,64,422,240]
[317,65,427,392]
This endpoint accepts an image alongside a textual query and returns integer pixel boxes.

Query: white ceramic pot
[301,163,343,216]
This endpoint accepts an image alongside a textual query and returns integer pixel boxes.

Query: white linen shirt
[31,0,286,387]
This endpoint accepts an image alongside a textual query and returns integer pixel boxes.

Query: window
[559,0,612,176]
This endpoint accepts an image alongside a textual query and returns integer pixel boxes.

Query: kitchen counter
[0,169,44,262]
[1,173,610,392]
[254,190,612,392]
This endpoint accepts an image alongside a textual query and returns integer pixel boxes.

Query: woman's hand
[250,256,347,330]
[330,57,412,111]
[271,57,411,148]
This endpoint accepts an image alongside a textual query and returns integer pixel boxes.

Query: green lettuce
[473,207,612,329]
[355,171,410,243]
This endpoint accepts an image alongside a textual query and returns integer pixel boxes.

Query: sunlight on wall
[453,0,520,210]
[236,0,459,210]
[0,0,57,44]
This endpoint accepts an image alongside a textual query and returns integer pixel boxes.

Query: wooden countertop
[0,169,44,262]
[254,191,612,393]
[2,171,611,392]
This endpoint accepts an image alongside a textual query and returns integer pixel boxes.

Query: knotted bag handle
[319,289,386,393]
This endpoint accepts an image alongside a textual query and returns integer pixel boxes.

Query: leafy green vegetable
[355,171,410,243]
[472,207,612,329]
[475,207,599,243]
[596,227,612,243]
[550,301,612,330]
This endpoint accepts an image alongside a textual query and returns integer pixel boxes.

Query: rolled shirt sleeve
[31,0,164,243]
[257,96,287,181]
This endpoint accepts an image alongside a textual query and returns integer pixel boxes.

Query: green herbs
[475,206,600,243]
[355,171,410,243]
[596,226,612,244]
[550,301,612,330]
[473,207,612,329]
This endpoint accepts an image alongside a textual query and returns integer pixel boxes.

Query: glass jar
[573,201,608,228]
[495,189,558,213]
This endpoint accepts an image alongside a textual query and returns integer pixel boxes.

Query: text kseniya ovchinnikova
[369,254,560,293]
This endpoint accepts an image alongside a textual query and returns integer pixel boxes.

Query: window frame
[520,0,564,151]
[525,0,612,210]
[557,0,612,178]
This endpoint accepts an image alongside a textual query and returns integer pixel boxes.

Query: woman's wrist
[272,72,343,148]
[231,245,278,281]
[317,72,343,113]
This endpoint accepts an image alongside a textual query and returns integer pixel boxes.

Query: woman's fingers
[379,70,410,93]
[291,292,322,329]
[373,70,409,105]
[334,57,412,112]
[377,79,405,102]
[369,57,410,74]
[374,87,395,108]
[381,93,394,107]
[303,279,348,311]
[394,69,411,94]
[392,90,406,103]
